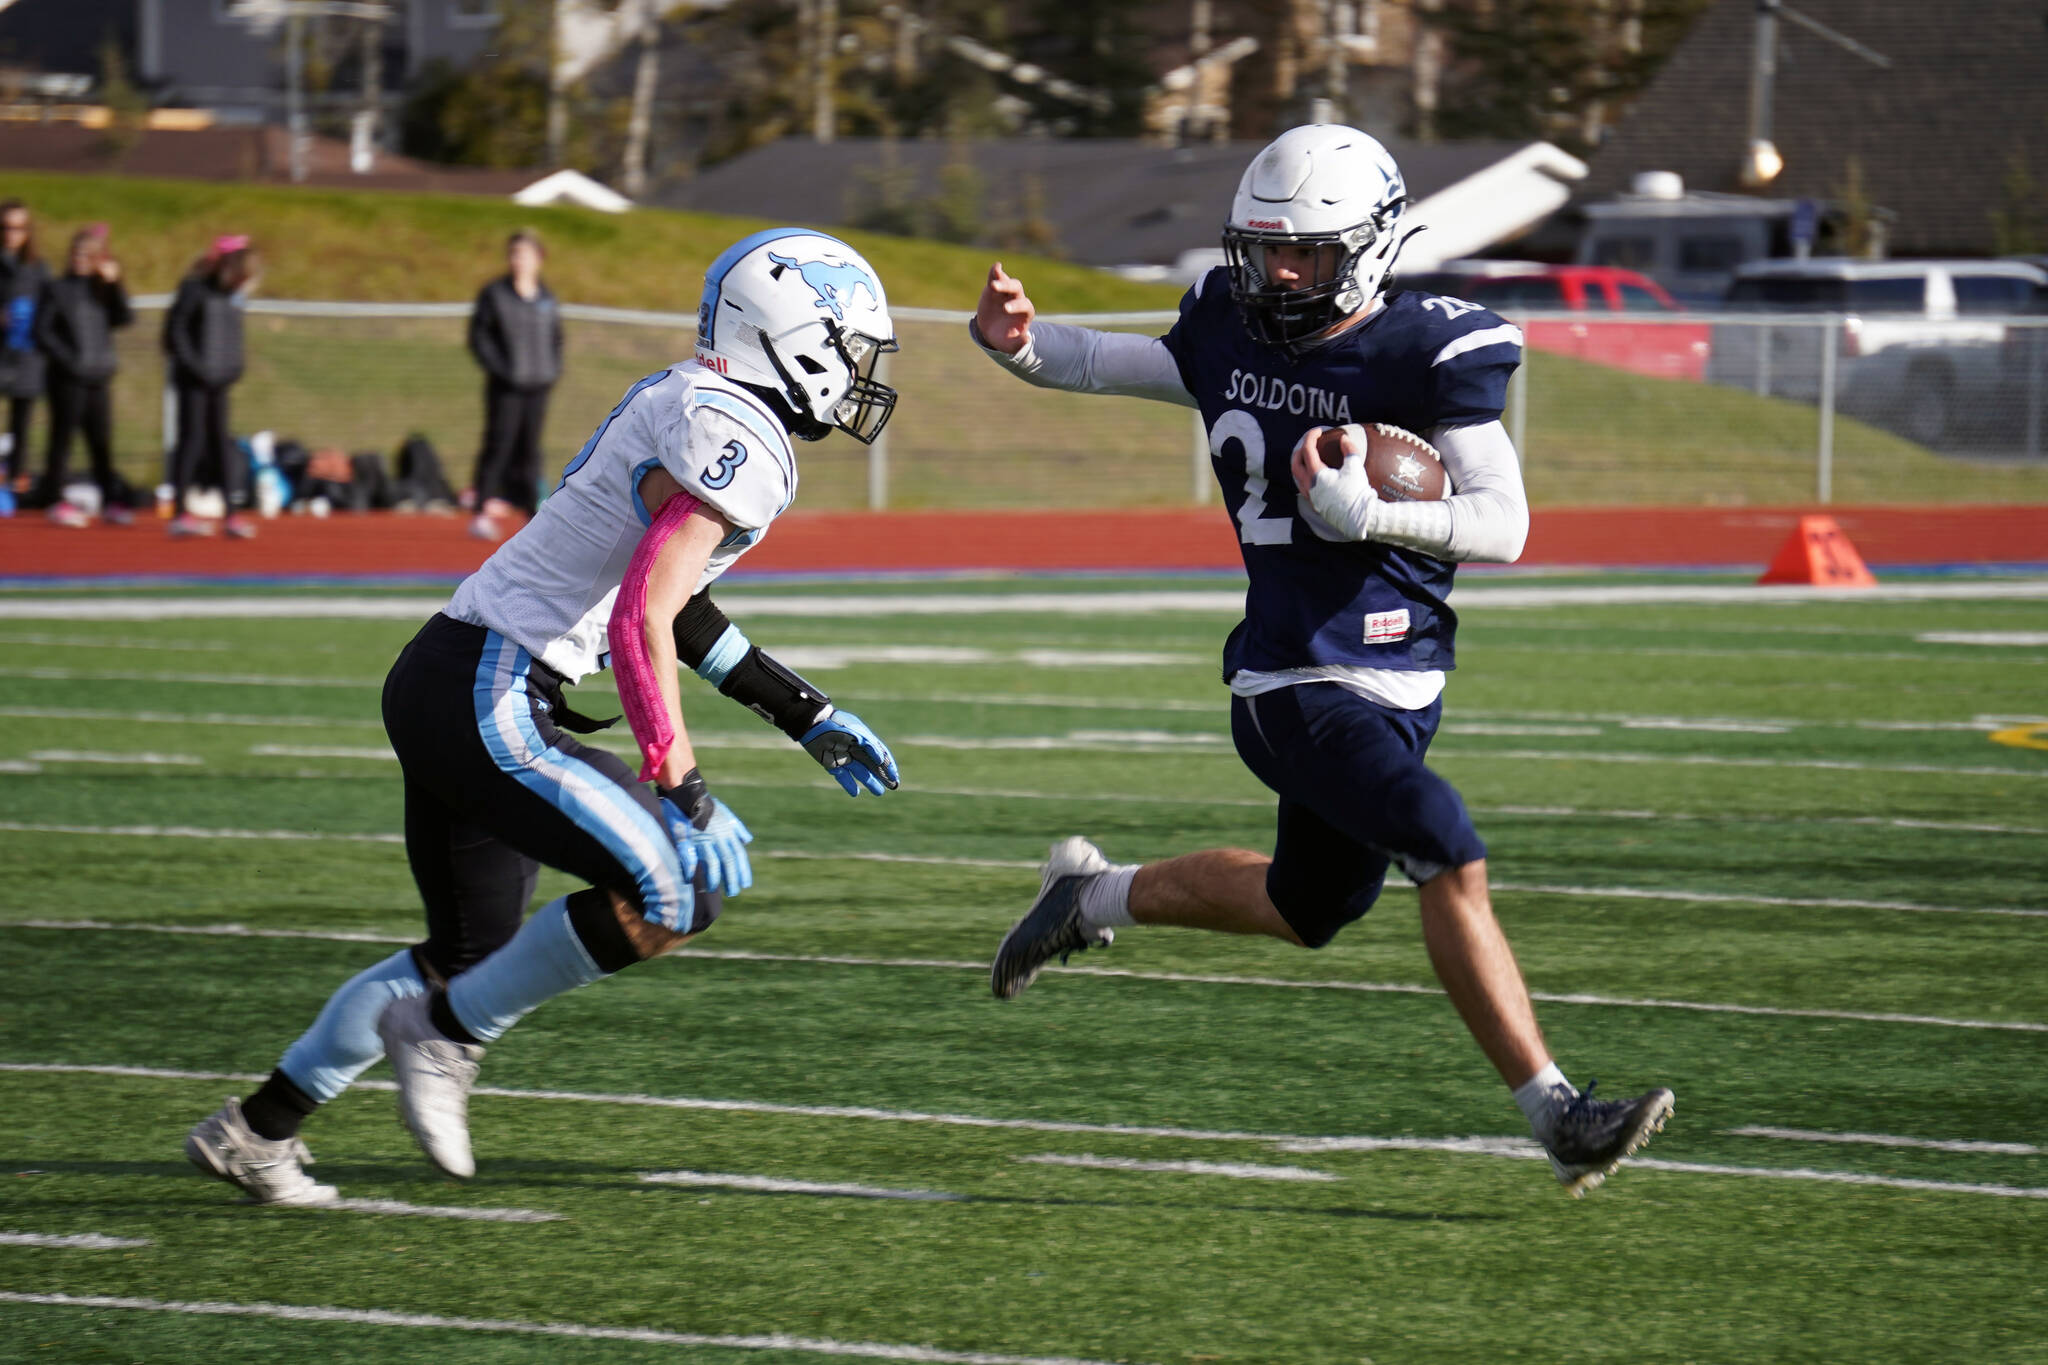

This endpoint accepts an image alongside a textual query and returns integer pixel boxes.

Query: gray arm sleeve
[1366,420,1531,564]
[973,320,1198,409]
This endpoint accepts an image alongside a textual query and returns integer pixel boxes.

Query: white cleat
[378,992,484,1179]
[185,1097,338,1206]
[991,836,1117,1000]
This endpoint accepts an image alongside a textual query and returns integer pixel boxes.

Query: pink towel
[609,490,703,781]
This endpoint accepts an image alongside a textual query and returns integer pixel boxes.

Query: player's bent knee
[567,887,690,968]
[1264,866,1379,950]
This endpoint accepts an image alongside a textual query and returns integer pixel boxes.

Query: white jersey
[446,361,797,680]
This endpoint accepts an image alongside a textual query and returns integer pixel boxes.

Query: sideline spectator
[164,235,258,539]
[0,199,49,499]
[36,225,135,526]
[465,228,561,540]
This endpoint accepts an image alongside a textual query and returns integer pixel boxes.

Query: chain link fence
[39,300,2048,511]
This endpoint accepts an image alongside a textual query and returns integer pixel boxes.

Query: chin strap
[609,490,703,781]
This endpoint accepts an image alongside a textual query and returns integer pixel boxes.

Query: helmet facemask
[1223,199,1407,355]
[762,318,900,445]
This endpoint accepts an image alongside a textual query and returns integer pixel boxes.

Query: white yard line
[7,1063,2045,1203]
[1014,1154,1336,1182]
[640,1171,963,1202]
[1918,632,2048,646]
[0,1231,151,1250]
[25,750,203,766]
[0,704,383,730]
[321,1198,561,1223]
[6,580,2048,623]
[1488,881,2048,919]
[1722,1126,2040,1155]
[9,921,2045,1033]
[250,744,396,760]
[1622,1159,2048,1200]
[0,1292,1134,1365]
[1485,643,2048,666]
[4,929,2048,1035]
[0,666,379,688]
[0,632,237,652]
[1434,748,2048,780]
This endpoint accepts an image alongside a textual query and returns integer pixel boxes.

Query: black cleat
[991,837,1115,1000]
[1543,1081,1676,1196]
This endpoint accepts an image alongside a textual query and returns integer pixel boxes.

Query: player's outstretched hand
[801,708,900,797]
[660,784,755,901]
[1292,425,1381,542]
[974,261,1035,356]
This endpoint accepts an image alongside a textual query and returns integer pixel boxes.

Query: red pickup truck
[1395,263,1712,382]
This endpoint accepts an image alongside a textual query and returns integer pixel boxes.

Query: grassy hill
[0,170,1177,313]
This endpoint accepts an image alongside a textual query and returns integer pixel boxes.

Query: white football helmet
[1222,124,1410,354]
[695,229,899,443]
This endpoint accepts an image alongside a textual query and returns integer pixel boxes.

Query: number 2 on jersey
[1209,409,1291,545]
[702,439,748,490]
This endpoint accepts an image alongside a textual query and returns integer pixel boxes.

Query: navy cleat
[1543,1081,1676,1197]
[991,836,1115,1000]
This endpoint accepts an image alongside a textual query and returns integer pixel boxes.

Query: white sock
[1077,864,1138,929]
[446,897,608,1044]
[1512,1061,1575,1146]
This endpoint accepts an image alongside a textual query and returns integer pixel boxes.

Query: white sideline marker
[0,1230,152,1250]
[1015,1154,1336,1182]
[9,1062,2048,1202]
[641,1171,963,1202]
[0,1292,1137,1365]
[1918,631,2048,647]
[1723,1126,2041,1156]
[7,920,2047,1035]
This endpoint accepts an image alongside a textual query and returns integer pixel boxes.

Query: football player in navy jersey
[972,125,1673,1196]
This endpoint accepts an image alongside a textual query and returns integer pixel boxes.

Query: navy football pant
[1231,682,1486,949]
[381,614,715,982]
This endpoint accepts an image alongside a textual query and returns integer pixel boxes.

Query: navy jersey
[1161,269,1520,678]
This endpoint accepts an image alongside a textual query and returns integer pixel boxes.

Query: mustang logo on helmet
[767,252,881,322]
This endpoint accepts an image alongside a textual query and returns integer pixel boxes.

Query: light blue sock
[277,948,426,1103]
[446,897,608,1043]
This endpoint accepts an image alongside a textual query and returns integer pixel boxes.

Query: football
[1315,423,1449,502]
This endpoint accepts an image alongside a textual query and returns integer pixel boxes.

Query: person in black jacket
[163,235,257,538]
[0,199,50,498]
[36,227,135,525]
[465,229,562,539]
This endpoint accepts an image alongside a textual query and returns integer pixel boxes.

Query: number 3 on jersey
[702,439,748,490]
[1209,409,1290,545]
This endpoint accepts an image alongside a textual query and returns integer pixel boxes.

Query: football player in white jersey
[186,230,903,1203]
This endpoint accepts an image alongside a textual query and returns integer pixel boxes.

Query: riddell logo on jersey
[1364,609,1410,643]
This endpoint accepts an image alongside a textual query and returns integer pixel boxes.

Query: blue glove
[658,773,755,902]
[800,708,900,797]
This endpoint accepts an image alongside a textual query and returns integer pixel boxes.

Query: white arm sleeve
[1365,420,1530,564]
[974,320,1198,409]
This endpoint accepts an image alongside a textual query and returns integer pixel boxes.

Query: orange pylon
[1757,515,1877,587]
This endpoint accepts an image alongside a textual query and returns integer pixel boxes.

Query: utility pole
[1744,0,1890,188]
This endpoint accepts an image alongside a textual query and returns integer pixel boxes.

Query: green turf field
[1,575,2045,1364]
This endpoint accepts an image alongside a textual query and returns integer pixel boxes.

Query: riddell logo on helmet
[696,351,729,373]
[1245,219,1288,230]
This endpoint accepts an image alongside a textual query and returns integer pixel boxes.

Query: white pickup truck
[1704,259,2048,451]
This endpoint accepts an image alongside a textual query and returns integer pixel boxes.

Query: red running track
[1,504,2043,580]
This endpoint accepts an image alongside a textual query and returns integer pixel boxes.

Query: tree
[97,38,148,160]
[1990,148,2046,258]
[1424,0,1712,155]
